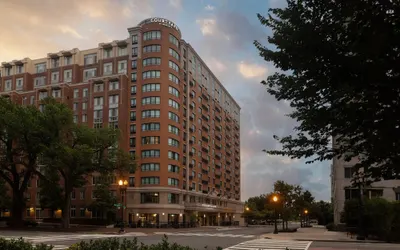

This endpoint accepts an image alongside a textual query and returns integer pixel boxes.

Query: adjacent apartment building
[0,18,243,226]
[331,140,400,224]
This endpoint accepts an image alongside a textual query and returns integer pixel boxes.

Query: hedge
[0,236,223,250]
[341,198,400,242]
[42,218,108,226]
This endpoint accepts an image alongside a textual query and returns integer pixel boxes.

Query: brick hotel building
[0,18,243,226]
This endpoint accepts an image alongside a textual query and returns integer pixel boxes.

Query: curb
[264,237,389,244]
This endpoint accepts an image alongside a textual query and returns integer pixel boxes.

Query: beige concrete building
[331,156,400,224]
[0,17,244,226]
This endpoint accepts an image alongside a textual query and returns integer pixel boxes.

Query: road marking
[153,232,256,238]
[224,239,313,250]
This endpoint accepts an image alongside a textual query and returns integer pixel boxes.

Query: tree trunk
[62,193,71,228]
[286,220,288,230]
[11,189,25,227]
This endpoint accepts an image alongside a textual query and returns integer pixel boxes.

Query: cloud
[196,19,217,36]
[238,61,268,79]
[205,4,215,11]
[57,25,84,39]
[169,0,182,9]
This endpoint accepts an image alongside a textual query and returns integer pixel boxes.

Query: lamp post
[118,179,128,232]
[272,195,279,234]
[245,207,250,227]
[304,209,308,227]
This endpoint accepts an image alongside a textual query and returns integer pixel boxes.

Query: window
[83,88,88,97]
[70,206,76,217]
[141,163,160,172]
[84,68,97,80]
[168,138,179,147]
[169,34,179,47]
[39,91,48,100]
[132,35,138,44]
[34,77,46,87]
[131,72,137,82]
[64,69,72,82]
[169,73,179,84]
[143,45,161,53]
[344,166,355,179]
[80,190,85,199]
[168,178,179,187]
[103,62,113,75]
[168,125,179,135]
[344,188,360,200]
[82,114,87,122]
[141,136,160,145]
[143,70,161,79]
[109,108,118,121]
[35,63,46,73]
[130,98,136,108]
[109,81,119,90]
[168,193,179,204]
[130,111,136,121]
[118,60,127,73]
[94,96,104,106]
[168,99,179,110]
[140,192,159,203]
[396,193,400,201]
[51,72,59,83]
[168,164,179,173]
[168,112,179,122]
[129,177,135,187]
[142,109,160,118]
[16,78,23,90]
[131,85,137,95]
[84,54,97,65]
[143,58,161,66]
[4,80,12,91]
[130,138,136,147]
[52,90,61,98]
[141,177,160,185]
[168,151,179,161]
[143,31,161,40]
[30,96,35,105]
[16,65,24,74]
[169,61,179,72]
[143,83,160,92]
[51,58,60,68]
[142,123,160,131]
[118,46,127,56]
[142,150,160,158]
[80,208,85,217]
[132,47,138,56]
[130,124,136,134]
[64,56,72,66]
[142,96,161,105]
[169,86,180,97]
[131,60,137,69]
[169,48,180,60]
[103,49,113,59]
[94,83,104,92]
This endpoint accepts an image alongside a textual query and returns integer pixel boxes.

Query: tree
[0,97,71,226]
[0,178,11,213]
[89,173,118,223]
[40,98,135,228]
[255,1,400,181]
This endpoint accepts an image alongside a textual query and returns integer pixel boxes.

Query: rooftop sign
[138,18,181,35]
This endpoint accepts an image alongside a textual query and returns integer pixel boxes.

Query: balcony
[202,135,209,142]
[215,143,222,150]
[226,150,232,156]
[215,153,221,160]
[202,124,209,132]
[202,145,209,153]
[202,92,209,101]
[202,103,209,111]
[215,162,221,169]
[215,116,221,123]
[202,156,209,164]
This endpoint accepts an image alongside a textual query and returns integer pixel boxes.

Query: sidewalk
[263,227,381,243]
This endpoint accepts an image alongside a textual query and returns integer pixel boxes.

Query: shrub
[0,235,222,250]
[325,222,335,231]
[0,238,53,250]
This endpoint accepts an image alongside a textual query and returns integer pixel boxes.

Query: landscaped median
[0,235,223,250]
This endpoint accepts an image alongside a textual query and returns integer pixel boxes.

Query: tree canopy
[256,0,400,180]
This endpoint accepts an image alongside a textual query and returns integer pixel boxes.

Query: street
[0,226,399,250]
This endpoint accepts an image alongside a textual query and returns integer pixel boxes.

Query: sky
[0,0,331,201]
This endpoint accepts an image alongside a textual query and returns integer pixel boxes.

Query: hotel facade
[0,18,243,226]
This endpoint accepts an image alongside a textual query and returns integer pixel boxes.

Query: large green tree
[0,97,70,226]
[39,99,135,228]
[256,1,400,180]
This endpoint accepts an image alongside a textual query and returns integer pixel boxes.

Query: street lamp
[245,207,250,227]
[118,179,128,232]
[272,195,279,234]
[304,209,308,227]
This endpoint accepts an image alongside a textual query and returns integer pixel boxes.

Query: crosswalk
[224,239,313,250]
[154,232,256,238]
